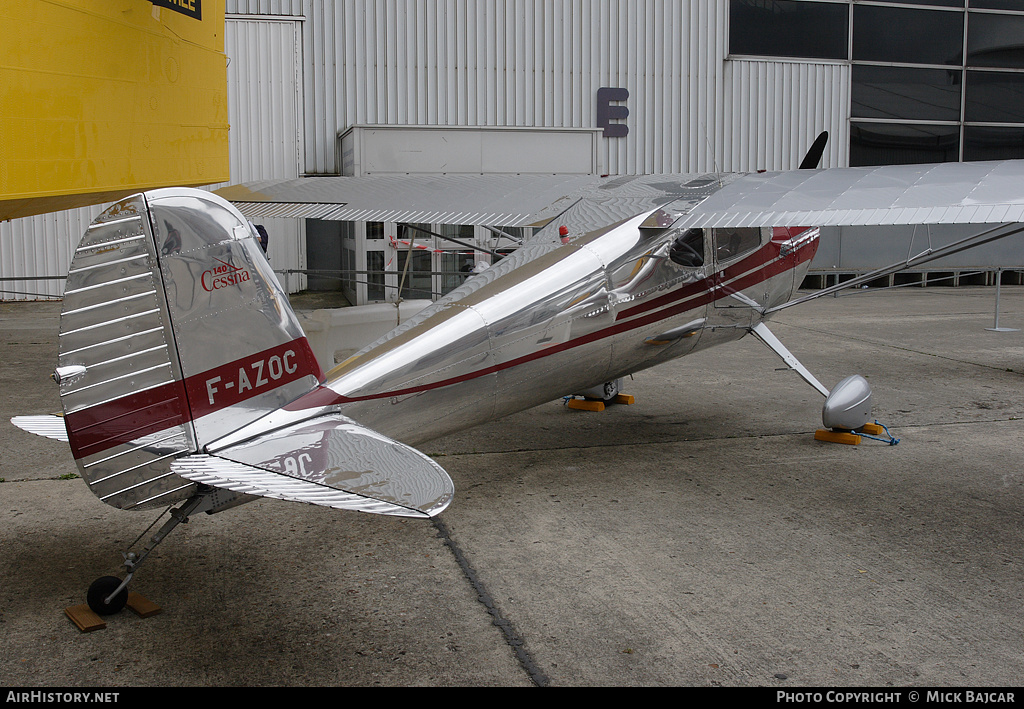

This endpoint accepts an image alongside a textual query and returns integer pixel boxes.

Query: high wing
[214,173,747,245]
[215,174,603,228]
[217,160,1024,236]
[673,160,1024,229]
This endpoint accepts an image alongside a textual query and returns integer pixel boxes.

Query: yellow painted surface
[814,429,862,445]
[859,422,885,436]
[0,1,229,220]
[567,399,605,412]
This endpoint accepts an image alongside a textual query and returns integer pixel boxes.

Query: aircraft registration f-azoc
[13,137,1024,615]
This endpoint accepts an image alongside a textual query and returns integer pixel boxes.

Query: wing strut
[749,323,879,436]
[749,322,829,397]
[767,222,1024,314]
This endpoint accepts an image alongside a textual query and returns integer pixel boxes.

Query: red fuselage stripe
[615,239,783,322]
[184,338,323,419]
[65,381,191,460]
[64,337,322,459]
[291,238,817,409]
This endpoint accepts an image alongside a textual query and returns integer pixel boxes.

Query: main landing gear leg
[748,322,889,443]
[86,490,211,616]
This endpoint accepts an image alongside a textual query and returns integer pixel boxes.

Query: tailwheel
[82,490,212,617]
[87,576,129,616]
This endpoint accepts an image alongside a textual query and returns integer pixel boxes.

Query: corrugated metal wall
[226,0,305,17]
[222,16,307,288]
[724,59,850,172]
[224,19,304,183]
[297,0,846,175]
[3,0,857,300]
[301,0,734,176]
[0,204,103,300]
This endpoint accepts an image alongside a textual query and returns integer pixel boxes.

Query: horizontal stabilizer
[176,414,454,518]
[172,455,441,517]
[11,415,69,442]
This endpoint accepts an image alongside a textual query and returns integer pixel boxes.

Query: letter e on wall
[596,87,629,138]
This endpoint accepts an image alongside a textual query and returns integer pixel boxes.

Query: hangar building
[3,0,1024,303]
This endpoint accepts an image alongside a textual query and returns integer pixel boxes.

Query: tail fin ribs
[27,187,450,519]
[55,188,322,510]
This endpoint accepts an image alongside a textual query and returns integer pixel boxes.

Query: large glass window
[390,223,486,300]
[967,12,1024,68]
[436,223,475,245]
[964,126,1024,161]
[973,1,1024,11]
[965,70,1024,123]
[729,0,848,60]
[865,0,964,8]
[852,6,964,65]
[851,65,962,122]
[439,251,475,294]
[729,0,1024,165]
[341,245,353,293]
[850,123,960,165]
[366,250,386,301]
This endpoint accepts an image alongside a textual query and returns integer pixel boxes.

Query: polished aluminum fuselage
[234,212,820,449]
[42,188,819,514]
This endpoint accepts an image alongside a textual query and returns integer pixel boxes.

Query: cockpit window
[669,228,705,267]
[713,227,761,262]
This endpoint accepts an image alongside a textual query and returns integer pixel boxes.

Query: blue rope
[860,420,900,446]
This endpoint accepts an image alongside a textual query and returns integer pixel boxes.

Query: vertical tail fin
[53,188,322,510]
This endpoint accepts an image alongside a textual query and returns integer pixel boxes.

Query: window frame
[728,0,1024,164]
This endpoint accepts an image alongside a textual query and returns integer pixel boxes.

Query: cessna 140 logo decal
[201,257,251,292]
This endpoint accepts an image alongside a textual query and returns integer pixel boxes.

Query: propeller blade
[798,131,829,169]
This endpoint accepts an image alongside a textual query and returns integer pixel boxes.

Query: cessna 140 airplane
[12,136,1024,615]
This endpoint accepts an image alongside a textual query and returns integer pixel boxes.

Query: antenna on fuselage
[698,122,724,185]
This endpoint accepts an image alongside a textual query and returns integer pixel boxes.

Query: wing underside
[215,174,603,228]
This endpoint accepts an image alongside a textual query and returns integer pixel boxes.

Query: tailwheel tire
[87,576,128,616]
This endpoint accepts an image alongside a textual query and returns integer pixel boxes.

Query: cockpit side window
[713,227,762,262]
[669,228,705,267]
